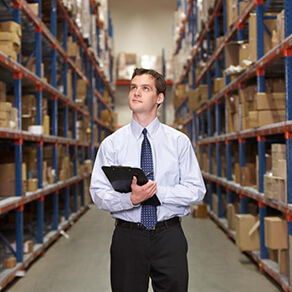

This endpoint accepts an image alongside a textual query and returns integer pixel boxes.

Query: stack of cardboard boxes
[0,21,21,61]
[264,217,288,274]
[0,162,27,196]
[117,53,137,80]
[264,144,287,203]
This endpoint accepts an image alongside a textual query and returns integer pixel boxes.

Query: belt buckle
[151,225,156,230]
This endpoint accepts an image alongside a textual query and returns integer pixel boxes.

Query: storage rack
[174,0,292,291]
[0,0,115,289]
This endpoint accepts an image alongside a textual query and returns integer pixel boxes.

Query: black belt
[115,217,180,231]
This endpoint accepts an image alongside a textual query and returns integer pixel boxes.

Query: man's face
[128,74,164,115]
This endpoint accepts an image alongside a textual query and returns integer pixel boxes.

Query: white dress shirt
[90,117,206,222]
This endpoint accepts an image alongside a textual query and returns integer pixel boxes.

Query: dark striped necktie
[140,128,157,230]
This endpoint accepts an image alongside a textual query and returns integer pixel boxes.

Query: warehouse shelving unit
[0,0,115,289]
[174,0,292,291]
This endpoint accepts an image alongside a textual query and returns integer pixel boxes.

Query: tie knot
[142,128,147,136]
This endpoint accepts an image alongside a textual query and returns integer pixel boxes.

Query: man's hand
[130,176,157,205]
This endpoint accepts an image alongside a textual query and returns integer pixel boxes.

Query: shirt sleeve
[156,135,206,206]
[90,139,137,213]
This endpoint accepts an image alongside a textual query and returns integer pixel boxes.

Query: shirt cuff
[120,192,139,209]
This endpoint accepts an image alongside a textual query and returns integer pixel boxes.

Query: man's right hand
[130,176,157,205]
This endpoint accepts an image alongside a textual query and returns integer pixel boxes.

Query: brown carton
[227,204,236,230]
[225,42,240,68]
[3,256,16,269]
[248,110,285,128]
[278,249,288,274]
[249,13,278,63]
[43,114,50,135]
[0,180,26,196]
[255,92,285,110]
[235,214,260,251]
[195,203,208,219]
[0,21,22,37]
[264,217,288,249]
[23,240,34,254]
[27,178,38,192]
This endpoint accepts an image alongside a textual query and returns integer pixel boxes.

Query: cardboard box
[43,115,50,135]
[213,77,225,93]
[0,162,26,181]
[67,36,78,57]
[225,42,240,68]
[241,163,256,186]
[0,180,26,196]
[273,159,286,178]
[264,217,288,249]
[198,84,208,104]
[249,13,278,63]
[117,52,137,80]
[268,249,278,262]
[235,214,260,251]
[195,203,208,218]
[0,43,17,60]
[227,204,236,230]
[255,93,285,110]
[264,174,274,199]
[0,102,12,112]
[28,3,38,16]
[0,81,6,102]
[271,143,286,153]
[3,257,16,269]
[23,240,34,254]
[84,159,93,174]
[248,110,285,128]
[272,176,287,203]
[278,249,288,274]
[239,43,251,69]
[188,89,199,111]
[227,0,237,27]
[0,21,21,37]
[27,178,38,192]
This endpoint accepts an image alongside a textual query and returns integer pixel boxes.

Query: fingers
[132,176,137,185]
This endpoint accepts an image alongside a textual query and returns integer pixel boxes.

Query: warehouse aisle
[6,205,280,292]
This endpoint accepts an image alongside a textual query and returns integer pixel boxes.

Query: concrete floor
[5,205,280,292]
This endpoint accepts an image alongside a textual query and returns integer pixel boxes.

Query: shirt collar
[130,117,160,140]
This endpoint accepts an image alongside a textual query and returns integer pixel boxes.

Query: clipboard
[101,166,161,206]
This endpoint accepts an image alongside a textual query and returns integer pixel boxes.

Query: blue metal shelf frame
[285,0,292,286]
[13,2,23,263]
[0,0,115,288]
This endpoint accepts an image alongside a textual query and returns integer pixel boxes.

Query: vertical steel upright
[35,0,44,244]
[256,0,268,259]
[214,12,222,217]
[237,0,244,41]
[51,0,59,230]
[13,0,23,259]
[239,137,247,213]
[206,30,214,212]
[62,17,70,220]
[72,33,78,213]
[285,0,292,285]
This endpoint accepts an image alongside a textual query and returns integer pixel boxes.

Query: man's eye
[130,86,136,90]
[144,87,149,91]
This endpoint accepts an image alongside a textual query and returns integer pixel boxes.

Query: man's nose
[134,87,141,96]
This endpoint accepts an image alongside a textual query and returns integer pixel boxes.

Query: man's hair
[131,68,166,96]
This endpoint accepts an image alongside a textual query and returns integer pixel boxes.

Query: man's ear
[157,93,164,105]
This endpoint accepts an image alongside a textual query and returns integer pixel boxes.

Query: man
[90,68,206,292]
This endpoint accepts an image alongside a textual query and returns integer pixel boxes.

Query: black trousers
[110,220,188,292]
